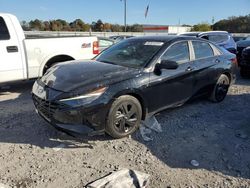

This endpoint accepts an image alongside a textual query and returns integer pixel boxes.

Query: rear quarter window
[0,17,10,40]
[208,34,229,43]
[192,41,214,59]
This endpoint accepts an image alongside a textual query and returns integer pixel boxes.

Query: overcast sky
[0,0,249,25]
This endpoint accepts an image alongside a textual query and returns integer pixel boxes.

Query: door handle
[6,46,18,53]
[186,66,193,71]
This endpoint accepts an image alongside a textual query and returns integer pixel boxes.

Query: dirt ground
[0,76,250,188]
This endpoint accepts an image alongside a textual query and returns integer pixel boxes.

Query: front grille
[33,95,67,121]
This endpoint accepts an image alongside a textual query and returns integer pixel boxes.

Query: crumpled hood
[40,60,141,92]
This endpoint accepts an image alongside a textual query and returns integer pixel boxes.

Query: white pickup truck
[0,13,99,84]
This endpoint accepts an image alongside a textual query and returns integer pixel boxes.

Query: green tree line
[191,14,250,33]
[21,18,143,32]
[213,14,250,33]
[21,14,250,33]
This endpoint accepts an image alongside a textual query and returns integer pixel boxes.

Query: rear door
[146,41,195,113]
[0,16,24,83]
[190,40,219,94]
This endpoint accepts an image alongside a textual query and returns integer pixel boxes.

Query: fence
[24,31,250,38]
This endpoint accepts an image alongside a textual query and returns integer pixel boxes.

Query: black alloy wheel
[106,95,142,138]
[210,74,230,103]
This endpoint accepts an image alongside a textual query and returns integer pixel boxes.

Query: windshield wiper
[99,60,117,65]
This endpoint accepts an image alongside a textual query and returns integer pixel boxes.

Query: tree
[43,21,50,31]
[103,23,112,32]
[70,19,89,31]
[111,24,123,32]
[29,19,44,31]
[213,14,250,33]
[130,24,143,32]
[191,23,212,32]
[20,21,30,31]
[93,19,104,32]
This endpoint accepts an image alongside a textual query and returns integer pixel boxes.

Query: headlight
[59,87,107,106]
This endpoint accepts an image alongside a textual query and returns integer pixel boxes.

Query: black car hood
[40,60,141,92]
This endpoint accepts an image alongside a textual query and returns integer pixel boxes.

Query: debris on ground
[86,169,150,188]
[139,126,153,141]
[143,116,162,133]
[190,160,200,167]
[0,183,10,188]
[52,143,65,152]
[139,116,162,141]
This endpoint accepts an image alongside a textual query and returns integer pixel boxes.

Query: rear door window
[161,41,190,64]
[0,17,10,40]
[192,41,214,59]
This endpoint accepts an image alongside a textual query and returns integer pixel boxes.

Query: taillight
[93,41,99,55]
[231,57,238,66]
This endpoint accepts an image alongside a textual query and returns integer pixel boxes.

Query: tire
[209,74,230,103]
[106,95,142,138]
[240,68,249,78]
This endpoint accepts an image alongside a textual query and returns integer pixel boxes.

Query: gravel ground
[0,76,250,188]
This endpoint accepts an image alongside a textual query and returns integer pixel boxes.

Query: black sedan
[32,36,237,138]
[236,40,250,77]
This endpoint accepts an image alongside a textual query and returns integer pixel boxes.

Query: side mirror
[159,60,179,70]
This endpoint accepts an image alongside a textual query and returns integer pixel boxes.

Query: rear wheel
[43,55,74,74]
[106,95,142,138]
[209,74,230,103]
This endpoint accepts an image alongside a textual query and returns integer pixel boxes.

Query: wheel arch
[222,71,232,83]
[40,54,75,75]
[112,90,148,120]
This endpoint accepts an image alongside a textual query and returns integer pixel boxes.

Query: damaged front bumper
[32,93,109,135]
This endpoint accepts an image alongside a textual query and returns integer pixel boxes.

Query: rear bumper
[32,94,109,135]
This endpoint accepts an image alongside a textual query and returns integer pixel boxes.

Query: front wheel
[209,74,230,103]
[106,95,142,138]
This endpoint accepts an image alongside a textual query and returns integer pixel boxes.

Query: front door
[145,41,195,113]
[0,16,24,83]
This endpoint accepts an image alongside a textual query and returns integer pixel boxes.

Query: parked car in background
[0,13,99,84]
[109,35,134,43]
[181,31,237,54]
[236,39,250,77]
[32,36,237,138]
[98,37,115,52]
[233,36,249,42]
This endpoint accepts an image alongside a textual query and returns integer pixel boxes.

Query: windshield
[95,39,164,68]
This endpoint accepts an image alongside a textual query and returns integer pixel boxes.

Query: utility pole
[124,0,127,32]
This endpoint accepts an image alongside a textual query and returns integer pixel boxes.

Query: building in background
[143,25,191,34]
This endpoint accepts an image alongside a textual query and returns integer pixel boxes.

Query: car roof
[127,35,206,43]
[180,32,200,36]
[199,31,229,35]
[181,31,230,37]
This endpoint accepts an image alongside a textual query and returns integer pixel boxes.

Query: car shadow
[132,93,250,180]
[0,81,109,150]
